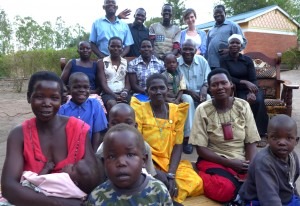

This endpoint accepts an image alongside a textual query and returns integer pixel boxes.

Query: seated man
[177,39,211,154]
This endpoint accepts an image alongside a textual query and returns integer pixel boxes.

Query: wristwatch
[166,173,175,179]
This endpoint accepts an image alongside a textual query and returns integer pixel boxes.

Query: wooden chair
[244,52,299,117]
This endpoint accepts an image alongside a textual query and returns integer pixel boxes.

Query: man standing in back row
[89,0,134,58]
[149,3,181,60]
[205,4,247,69]
[126,8,149,57]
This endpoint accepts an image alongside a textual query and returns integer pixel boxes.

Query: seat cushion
[264,99,285,106]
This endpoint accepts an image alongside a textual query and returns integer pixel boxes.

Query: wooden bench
[183,196,221,206]
[245,52,299,117]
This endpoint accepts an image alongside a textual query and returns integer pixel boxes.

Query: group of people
[1,0,299,206]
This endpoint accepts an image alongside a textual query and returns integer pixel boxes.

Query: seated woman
[60,40,106,113]
[189,68,260,203]
[180,8,207,56]
[220,34,269,147]
[1,71,102,206]
[130,73,203,204]
[128,39,165,102]
[98,36,131,113]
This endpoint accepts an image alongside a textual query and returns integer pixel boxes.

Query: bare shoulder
[7,124,24,142]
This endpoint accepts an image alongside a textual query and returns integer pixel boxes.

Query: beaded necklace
[150,102,169,137]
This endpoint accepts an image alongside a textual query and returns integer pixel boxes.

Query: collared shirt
[177,55,211,92]
[89,16,134,56]
[127,55,165,90]
[162,70,186,95]
[220,53,257,91]
[58,98,108,140]
[205,20,247,68]
[127,23,149,57]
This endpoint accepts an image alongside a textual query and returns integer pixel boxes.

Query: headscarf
[228,34,243,44]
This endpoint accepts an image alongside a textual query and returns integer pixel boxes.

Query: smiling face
[228,38,241,54]
[103,0,118,16]
[181,40,196,64]
[103,130,145,189]
[184,11,196,27]
[78,41,92,60]
[268,121,298,161]
[30,80,61,122]
[134,9,146,26]
[209,73,233,100]
[69,74,90,105]
[213,8,226,25]
[108,38,122,58]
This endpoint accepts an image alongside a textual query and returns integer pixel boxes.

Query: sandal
[256,137,268,148]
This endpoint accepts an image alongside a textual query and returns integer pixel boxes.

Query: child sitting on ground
[239,114,300,205]
[58,72,108,152]
[162,53,186,104]
[96,103,157,178]
[85,124,173,205]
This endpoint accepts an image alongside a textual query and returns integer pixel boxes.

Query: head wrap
[228,34,243,44]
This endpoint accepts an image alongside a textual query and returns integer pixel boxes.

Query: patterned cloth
[102,56,127,93]
[89,16,134,56]
[127,55,165,90]
[149,22,181,57]
[84,175,173,206]
[131,97,204,203]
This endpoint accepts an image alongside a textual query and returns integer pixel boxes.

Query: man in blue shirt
[205,5,247,69]
[89,0,134,58]
[58,72,108,152]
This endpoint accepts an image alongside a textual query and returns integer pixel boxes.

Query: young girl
[1,71,101,206]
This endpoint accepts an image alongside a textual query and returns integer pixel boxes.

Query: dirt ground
[0,70,300,190]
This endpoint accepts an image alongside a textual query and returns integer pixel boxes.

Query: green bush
[0,47,79,78]
[282,48,300,70]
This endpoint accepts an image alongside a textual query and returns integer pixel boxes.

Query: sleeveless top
[102,56,127,93]
[22,116,90,173]
[70,59,97,90]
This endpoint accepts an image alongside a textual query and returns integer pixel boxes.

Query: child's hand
[168,179,178,197]
[229,159,249,174]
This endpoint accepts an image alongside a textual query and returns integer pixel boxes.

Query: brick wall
[243,32,298,58]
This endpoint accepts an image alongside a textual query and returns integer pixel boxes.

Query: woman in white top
[180,8,207,56]
[98,36,131,113]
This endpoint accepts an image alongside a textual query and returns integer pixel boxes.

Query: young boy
[239,114,300,205]
[162,53,186,104]
[85,124,173,205]
[96,103,157,178]
[58,72,108,152]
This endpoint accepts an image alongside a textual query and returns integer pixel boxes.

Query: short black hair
[135,8,146,15]
[103,123,145,153]
[146,73,168,91]
[207,68,232,86]
[108,36,123,46]
[214,4,226,13]
[78,41,90,49]
[69,72,89,87]
[27,71,63,100]
[139,38,152,49]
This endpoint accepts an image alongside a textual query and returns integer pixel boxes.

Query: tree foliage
[222,0,300,22]
[0,9,13,55]
[167,0,186,25]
